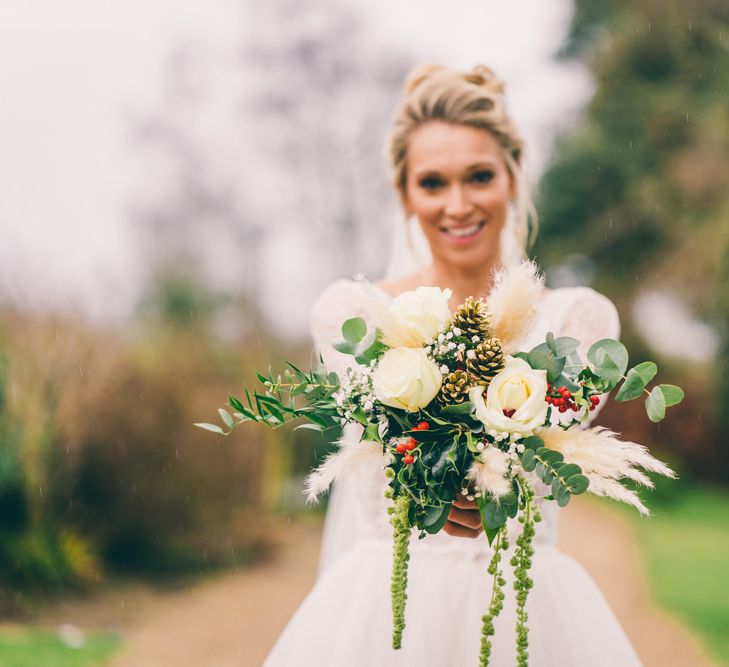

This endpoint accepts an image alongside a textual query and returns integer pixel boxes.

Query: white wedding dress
[263,279,643,667]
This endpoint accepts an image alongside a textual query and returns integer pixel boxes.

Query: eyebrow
[413,160,499,178]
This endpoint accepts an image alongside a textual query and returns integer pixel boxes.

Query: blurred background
[0,0,727,665]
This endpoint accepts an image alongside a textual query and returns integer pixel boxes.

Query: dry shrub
[0,305,278,591]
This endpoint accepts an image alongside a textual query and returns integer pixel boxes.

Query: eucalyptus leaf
[521,435,544,451]
[659,384,684,407]
[521,448,536,471]
[342,317,367,344]
[554,336,580,357]
[587,339,628,385]
[614,366,647,402]
[646,386,666,422]
[559,463,582,478]
[332,339,355,355]
[632,361,658,385]
[555,485,571,507]
[527,348,565,383]
[546,331,557,355]
[565,473,589,494]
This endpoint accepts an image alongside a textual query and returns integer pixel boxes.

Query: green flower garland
[479,524,509,666]
[511,476,541,666]
[388,492,411,649]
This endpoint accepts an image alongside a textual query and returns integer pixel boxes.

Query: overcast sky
[0,0,592,330]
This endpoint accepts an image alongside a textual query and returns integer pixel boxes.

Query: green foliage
[388,493,411,650]
[479,525,508,667]
[537,0,729,478]
[627,485,729,664]
[0,630,119,667]
[0,305,278,598]
[197,362,342,436]
[521,446,589,507]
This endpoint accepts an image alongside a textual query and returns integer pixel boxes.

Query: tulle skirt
[262,536,642,666]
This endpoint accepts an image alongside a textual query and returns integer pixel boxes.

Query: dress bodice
[309,279,621,572]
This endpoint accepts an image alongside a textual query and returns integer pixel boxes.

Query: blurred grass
[629,484,729,665]
[0,629,119,667]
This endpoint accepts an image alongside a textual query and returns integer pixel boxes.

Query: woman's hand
[444,494,483,539]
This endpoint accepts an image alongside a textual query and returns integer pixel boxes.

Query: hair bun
[403,63,447,95]
[466,64,505,96]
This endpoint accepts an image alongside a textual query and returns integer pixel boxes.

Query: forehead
[407,121,504,176]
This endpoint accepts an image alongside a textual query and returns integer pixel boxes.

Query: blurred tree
[535,0,729,480]
[129,0,412,337]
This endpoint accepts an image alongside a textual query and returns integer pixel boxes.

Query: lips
[440,220,486,240]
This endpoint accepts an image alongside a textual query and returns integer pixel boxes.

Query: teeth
[443,222,483,238]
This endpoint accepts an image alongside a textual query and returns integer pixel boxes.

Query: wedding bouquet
[196,262,681,667]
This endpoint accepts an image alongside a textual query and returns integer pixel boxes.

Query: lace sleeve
[556,287,621,423]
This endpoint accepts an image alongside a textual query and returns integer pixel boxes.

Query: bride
[263,64,642,666]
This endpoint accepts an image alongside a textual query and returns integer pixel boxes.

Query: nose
[444,184,474,219]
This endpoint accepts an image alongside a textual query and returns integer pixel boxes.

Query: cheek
[406,189,443,225]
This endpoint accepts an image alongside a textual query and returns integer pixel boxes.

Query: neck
[419,257,501,308]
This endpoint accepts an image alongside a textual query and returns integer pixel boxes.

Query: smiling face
[402,121,516,271]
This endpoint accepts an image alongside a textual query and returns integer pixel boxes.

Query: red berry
[591,396,601,405]
[589,405,596,411]
[405,438,417,451]
[403,454,415,465]
[562,390,572,399]
[559,405,567,413]
[545,396,552,404]
[416,421,430,430]
[558,386,567,394]
[396,443,406,454]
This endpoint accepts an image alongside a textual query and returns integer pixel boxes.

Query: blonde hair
[387,63,538,260]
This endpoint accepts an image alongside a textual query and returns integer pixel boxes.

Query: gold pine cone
[451,297,492,341]
[438,370,474,405]
[466,338,505,385]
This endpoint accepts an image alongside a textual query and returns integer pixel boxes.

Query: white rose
[469,356,548,435]
[380,286,451,348]
[372,347,443,412]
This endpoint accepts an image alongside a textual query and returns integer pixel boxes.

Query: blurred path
[558,498,717,667]
[34,502,715,667]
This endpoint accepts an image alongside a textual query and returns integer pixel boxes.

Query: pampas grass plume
[538,426,676,515]
[487,260,544,354]
[304,438,391,503]
[466,445,512,498]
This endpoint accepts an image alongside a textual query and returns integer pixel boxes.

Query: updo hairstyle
[387,63,538,257]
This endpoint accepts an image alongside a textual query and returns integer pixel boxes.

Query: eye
[470,169,494,184]
[419,176,444,191]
